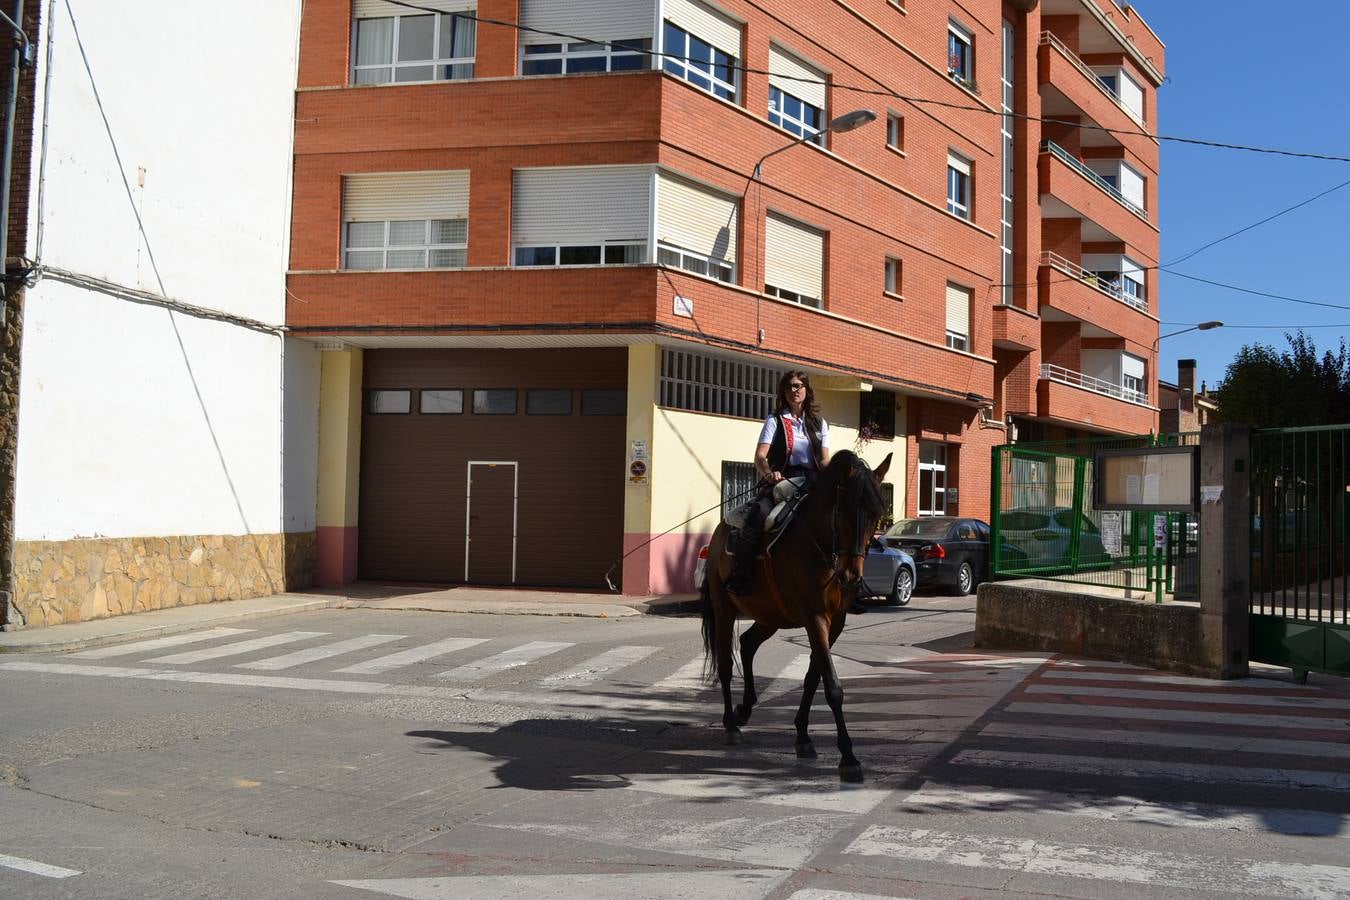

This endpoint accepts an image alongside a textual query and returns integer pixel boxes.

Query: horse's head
[820,450,892,592]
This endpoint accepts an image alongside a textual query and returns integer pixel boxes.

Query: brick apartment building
[286,0,1166,594]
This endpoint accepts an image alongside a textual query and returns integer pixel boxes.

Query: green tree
[1214,332,1350,426]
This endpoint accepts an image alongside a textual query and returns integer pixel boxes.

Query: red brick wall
[2,2,40,265]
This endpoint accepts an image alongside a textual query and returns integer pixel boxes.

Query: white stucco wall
[14,0,304,541]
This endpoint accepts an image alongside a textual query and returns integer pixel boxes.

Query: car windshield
[887,518,952,538]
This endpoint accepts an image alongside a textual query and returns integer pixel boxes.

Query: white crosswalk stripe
[540,645,659,688]
[333,637,488,675]
[843,825,1350,897]
[435,640,573,681]
[69,627,253,658]
[1022,681,1350,709]
[235,634,406,671]
[651,656,709,693]
[1002,700,1342,730]
[147,631,328,664]
[759,652,811,699]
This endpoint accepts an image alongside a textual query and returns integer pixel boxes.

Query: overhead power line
[377,0,1350,164]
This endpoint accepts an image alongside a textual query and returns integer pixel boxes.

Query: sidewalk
[0,583,702,654]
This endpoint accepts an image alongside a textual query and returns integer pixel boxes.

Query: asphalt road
[2,595,1348,899]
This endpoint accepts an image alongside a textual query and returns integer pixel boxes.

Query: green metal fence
[990,433,1199,600]
[1249,425,1350,678]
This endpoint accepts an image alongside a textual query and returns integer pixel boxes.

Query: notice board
[1093,446,1198,512]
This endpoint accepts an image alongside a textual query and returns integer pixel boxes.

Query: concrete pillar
[621,344,658,595]
[1198,422,1250,678]
[315,347,363,586]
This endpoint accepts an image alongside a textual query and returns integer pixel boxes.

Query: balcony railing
[1041,251,1148,312]
[1041,140,1148,222]
[1039,31,1146,128]
[1041,363,1148,406]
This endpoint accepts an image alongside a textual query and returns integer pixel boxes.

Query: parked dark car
[696,539,917,606]
[881,516,991,595]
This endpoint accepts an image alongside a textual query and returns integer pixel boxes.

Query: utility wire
[1159,268,1350,312]
[378,0,1350,164]
[1163,177,1350,266]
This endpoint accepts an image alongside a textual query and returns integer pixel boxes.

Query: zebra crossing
[838,656,1350,897]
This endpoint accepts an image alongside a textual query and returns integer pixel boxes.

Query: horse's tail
[699,569,716,684]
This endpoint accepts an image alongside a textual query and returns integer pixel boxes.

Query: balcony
[1042,141,1146,220]
[1042,252,1146,312]
[1037,364,1156,434]
[1039,32,1146,127]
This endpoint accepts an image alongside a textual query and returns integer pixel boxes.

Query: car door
[953,520,980,580]
[973,520,991,580]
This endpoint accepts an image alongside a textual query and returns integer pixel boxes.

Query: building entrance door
[465,461,517,585]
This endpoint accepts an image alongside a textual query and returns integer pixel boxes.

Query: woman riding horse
[725,371,830,597]
[703,448,892,782]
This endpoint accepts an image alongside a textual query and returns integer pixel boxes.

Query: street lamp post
[746,109,876,344]
[1152,320,1224,353]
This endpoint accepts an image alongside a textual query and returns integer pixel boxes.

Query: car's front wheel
[950,562,974,596]
[889,568,914,606]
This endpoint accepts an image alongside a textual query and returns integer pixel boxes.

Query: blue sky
[1123,2,1350,392]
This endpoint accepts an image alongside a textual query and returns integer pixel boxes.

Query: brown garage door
[358,348,626,588]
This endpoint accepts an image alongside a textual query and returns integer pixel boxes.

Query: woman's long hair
[775,370,823,437]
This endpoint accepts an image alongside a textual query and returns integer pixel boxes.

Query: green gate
[1249,425,1350,679]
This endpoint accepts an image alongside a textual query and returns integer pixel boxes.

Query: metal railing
[1040,362,1148,406]
[1039,31,1146,127]
[1041,140,1148,221]
[1041,250,1148,312]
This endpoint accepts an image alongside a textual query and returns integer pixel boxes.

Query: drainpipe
[1,0,29,316]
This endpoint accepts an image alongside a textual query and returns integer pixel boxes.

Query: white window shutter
[764,214,824,301]
[1121,353,1145,380]
[945,282,971,338]
[353,0,474,17]
[1120,164,1145,209]
[519,0,654,45]
[512,166,653,245]
[768,45,826,110]
[1121,257,1144,282]
[343,171,470,221]
[1118,71,1145,122]
[656,173,737,265]
[663,0,742,57]
[948,151,971,177]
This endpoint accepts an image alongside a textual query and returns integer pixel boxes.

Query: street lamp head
[827,109,878,133]
[1197,320,1223,331]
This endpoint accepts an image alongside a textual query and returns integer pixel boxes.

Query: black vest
[767,413,823,472]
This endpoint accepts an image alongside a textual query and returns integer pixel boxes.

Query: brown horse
[701,450,892,782]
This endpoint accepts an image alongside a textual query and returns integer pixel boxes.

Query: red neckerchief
[781,413,796,459]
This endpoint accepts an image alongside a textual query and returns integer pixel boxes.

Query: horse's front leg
[735,622,776,725]
[793,654,822,758]
[806,614,862,782]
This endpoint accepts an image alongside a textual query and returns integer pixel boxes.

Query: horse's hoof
[734,704,752,725]
[724,728,743,746]
[839,763,864,783]
[795,742,817,759]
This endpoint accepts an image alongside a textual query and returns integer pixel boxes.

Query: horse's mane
[814,450,886,518]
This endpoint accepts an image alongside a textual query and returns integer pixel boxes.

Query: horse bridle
[806,464,875,583]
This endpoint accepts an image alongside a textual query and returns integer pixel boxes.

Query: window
[352,8,476,85]
[886,113,904,151]
[859,388,896,440]
[663,22,737,101]
[1121,354,1146,401]
[522,38,650,75]
[764,214,825,309]
[581,389,627,415]
[721,461,758,521]
[1095,72,1118,96]
[512,166,652,267]
[768,46,826,145]
[656,172,738,283]
[526,389,572,415]
[884,257,902,296]
[918,442,948,516]
[660,348,778,420]
[420,389,463,414]
[945,282,971,352]
[345,219,467,270]
[472,389,517,414]
[947,21,973,88]
[947,151,972,220]
[1121,259,1145,305]
[342,171,469,270]
[369,389,411,414]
